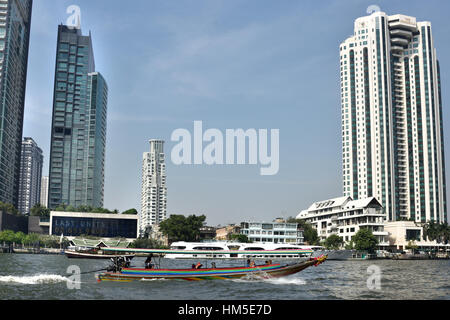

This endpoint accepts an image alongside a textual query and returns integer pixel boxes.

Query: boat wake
[0,274,71,285]
[263,277,307,286]
[232,274,306,286]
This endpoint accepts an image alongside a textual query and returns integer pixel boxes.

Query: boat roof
[71,238,132,248]
[102,247,313,255]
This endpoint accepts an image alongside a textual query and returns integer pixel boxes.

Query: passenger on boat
[249,260,256,267]
[246,259,251,267]
[191,264,196,269]
[195,262,203,269]
[211,262,216,269]
[145,254,153,269]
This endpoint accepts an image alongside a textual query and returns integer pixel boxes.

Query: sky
[23,0,450,226]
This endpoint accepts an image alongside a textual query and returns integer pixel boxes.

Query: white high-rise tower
[140,140,167,236]
[340,12,447,223]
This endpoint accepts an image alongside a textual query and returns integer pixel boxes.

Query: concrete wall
[0,211,28,233]
[27,216,49,235]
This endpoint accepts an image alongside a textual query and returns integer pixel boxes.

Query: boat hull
[95,257,326,282]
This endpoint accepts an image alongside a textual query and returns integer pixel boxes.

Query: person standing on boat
[145,254,153,269]
[195,262,203,269]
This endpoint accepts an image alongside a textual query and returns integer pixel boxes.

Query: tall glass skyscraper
[340,12,447,223]
[48,25,108,209]
[0,0,32,207]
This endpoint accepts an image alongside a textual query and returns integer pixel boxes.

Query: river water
[0,254,449,300]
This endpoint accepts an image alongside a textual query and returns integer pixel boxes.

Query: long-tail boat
[95,247,327,282]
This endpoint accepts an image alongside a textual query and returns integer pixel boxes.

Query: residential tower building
[0,0,32,207]
[340,12,447,223]
[140,139,167,236]
[18,137,43,215]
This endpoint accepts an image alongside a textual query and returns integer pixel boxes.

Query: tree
[352,228,378,253]
[0,201,19,215]
[130,238,167,249]
[324,234,344,250]
[423,221,450,244]
[0,230,16,244]
[159,214,206,242]
[122,208,138,215]
[230,234,251,243]
[30,204,50,217]
[286,217,319,245]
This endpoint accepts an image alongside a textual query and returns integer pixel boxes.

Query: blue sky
[23,0,450,225]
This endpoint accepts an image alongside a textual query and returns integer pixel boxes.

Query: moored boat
[156,241,314,259]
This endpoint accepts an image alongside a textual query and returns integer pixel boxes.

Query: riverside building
[296,196,389,247]
[240,220,304,244]
[18,138,43,215]
[48,25,108,209]
[340,12,447,223]
[0,0,33,207]
[140,140,167,236]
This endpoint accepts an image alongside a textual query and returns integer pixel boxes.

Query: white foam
[263,277,307,286]
[0,274,69,285]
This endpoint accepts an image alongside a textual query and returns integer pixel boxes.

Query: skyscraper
[40,176,48,208]
[48,25,108,209]
[0,0,32,207]
[140,140,167,236]
[18,137,43,215]
[340,12,447,223]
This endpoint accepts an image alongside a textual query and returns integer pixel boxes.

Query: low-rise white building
[296,196,389,247]
[240,220,303,244]
[384,221,450,251]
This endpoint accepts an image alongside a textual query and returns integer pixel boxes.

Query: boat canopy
[102,247,314,255]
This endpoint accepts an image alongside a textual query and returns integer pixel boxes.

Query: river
[0,254,449,300]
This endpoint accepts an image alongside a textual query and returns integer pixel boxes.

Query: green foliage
[286,217,319,245]
[352,228,378,253]
[0,231,69,248]
[230,234,251,243]
[30,204,50,217]
[324,234,344,250]
[53,204,117,214]
[344,240,354,250]
[130,238,168,249]
[423,221,450,244]
[122,208,138,215]
[159,214,206,242]
[0,201,19,215]
[406,240,418,250]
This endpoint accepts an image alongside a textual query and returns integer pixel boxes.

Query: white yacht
[165,241,315,259]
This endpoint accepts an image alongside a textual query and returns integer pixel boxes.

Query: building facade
[140,139,167,236]
[340,12,447,223]
[40,176,49,207]
[240,221,304,244]
[48,25,108,209]
[215,224,241,240]
[49,211,138,239]
[18,137,43,215]
[296,196,389,247]
[0,0,32,207]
